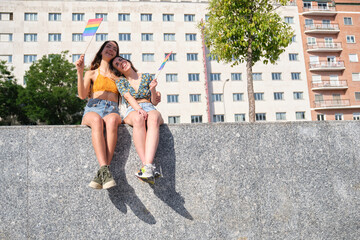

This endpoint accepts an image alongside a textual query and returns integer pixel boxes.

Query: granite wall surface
[0,122,359,240]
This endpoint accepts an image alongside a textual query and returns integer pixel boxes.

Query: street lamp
[222,78,230,122]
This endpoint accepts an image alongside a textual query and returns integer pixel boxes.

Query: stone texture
[0,122,360,240]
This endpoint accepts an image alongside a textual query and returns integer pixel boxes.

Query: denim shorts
[124,102,157,119]
[83,98,120,119]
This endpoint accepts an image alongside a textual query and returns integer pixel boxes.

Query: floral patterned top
[115,73,152,107]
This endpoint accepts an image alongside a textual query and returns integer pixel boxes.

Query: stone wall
[1,122,359,239]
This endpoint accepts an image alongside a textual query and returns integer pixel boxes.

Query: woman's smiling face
[112,57,130,73]
[101,41,118,60]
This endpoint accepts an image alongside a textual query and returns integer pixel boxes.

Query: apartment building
[0,0,310,123]
[297,0,360,120]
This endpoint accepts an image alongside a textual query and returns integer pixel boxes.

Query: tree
[18,52,86,125]
[0,61,31,125]
[201,0,294,122]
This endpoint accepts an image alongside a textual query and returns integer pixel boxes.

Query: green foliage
[18,52,86,125]
[201,0,294,67]
[0,61,31,125]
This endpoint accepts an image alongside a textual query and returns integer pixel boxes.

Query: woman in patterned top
[110,56,163,183]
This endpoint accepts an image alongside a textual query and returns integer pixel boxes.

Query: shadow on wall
[107,124,193,224]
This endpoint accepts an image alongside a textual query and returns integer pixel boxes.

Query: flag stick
[83,33,96,55]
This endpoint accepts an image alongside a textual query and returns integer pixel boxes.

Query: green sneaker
[89,169,103,189]
[101,165,116,189]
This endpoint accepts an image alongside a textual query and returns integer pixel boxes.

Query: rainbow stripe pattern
[158,52,172,70]
[82,18,103,37]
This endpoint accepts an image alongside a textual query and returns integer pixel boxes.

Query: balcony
[309,61,345,72]
[314,99,350,109]
[307,42,342,53]
[311,80,348,90]
[304,24,340,34]
[303,6,337,16]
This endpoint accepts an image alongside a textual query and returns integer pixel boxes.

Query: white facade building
[0,0,311,123]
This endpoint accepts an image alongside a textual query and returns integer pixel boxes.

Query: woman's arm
[76,55,92,99]
[149,78,160,106]
[123,92,148,119]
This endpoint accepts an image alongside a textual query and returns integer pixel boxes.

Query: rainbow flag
[82,18,103,37]
[158,52,172,70]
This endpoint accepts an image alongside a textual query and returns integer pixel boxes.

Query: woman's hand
[75,55,85,73]
[156,91,161,103]
[149,78,158,91]
[137,108,148,120]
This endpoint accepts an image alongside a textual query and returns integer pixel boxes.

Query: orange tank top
[92,69,119,94]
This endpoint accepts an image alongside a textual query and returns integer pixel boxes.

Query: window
[185,34,197,41]
[164,33,175,41]
[318,3,328,9]
[305,19,313,26]
[212,94,223,102]
[355,92,360,101]
[213,115,224,123]
[353,113,360,120]
[184,14,195,22]
[272,73,282,80]
[347,35,355,43]
[0,13,13,21]
[24,13,37,21]
[274,92,284,100]
[187,53,198,61]
[96,33,108,42]
[291,35,296,43]
[276,112,286,121]
[72,13,84,21]
[293,92,303,100]
[24,55,37,63]
[349,54,358,62]
[118,14,130,21]
[163,14,174,22]
[252,73,262,81]
[352,73,360,81]
[24,34,37,42]
[142,33,153,41]
[296,112,305,120]
[0,55,12,63]
[231,73,242,81]
[188,73,200,81]
[191,115,202,123]
[72,54,81,63]
[95,13,107,21]
[344,17,353,25]
[120,54,131,60]
[0,34,12,42]
[167,94,179,103]
[256,113,266,121]
[291,72,301,80]
[166,53,176,61]
[168,116,180,124]
[141,14,152,21]
[289,54,298,61]
[210,73,221,81]
[335,113,343,120]
[48,34,61,42]
[49,13,61,21]
[190,94,201,102]
[307,37,316,45]
[119,33,131,41]
[142,54,154,62]
[312,74,322,83]
[254,93,264,101]
[317,114,325,121]
[233,93,243,102]
[303,2,311,8]
[235,114,245,122]
[284,17,294,24]
[72,34,84,42]
[166,74,178,82]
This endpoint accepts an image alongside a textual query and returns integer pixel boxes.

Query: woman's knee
[147,114,161,128]
[90,115,104,129]
[132,114,146,127]
[105,115,120,128]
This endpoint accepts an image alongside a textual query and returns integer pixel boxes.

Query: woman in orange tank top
[75,41,121,190]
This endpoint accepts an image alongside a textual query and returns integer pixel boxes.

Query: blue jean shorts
[124,102,157,119]
[83,98,120,119]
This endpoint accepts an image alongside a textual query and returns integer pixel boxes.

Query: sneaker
[89,169,103,190]
[135,164,155,183]
[101,165,117,189]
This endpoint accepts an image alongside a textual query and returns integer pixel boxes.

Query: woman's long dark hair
[90,41,119,70]
[109,56,138,77]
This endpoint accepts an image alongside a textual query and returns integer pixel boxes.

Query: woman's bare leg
[144,110,163,165]
[103,113,122,165]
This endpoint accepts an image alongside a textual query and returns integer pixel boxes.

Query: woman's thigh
[103,113,122,127]
[81,111,103,127]
[123,111,144,126]
[147,110,164,125]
